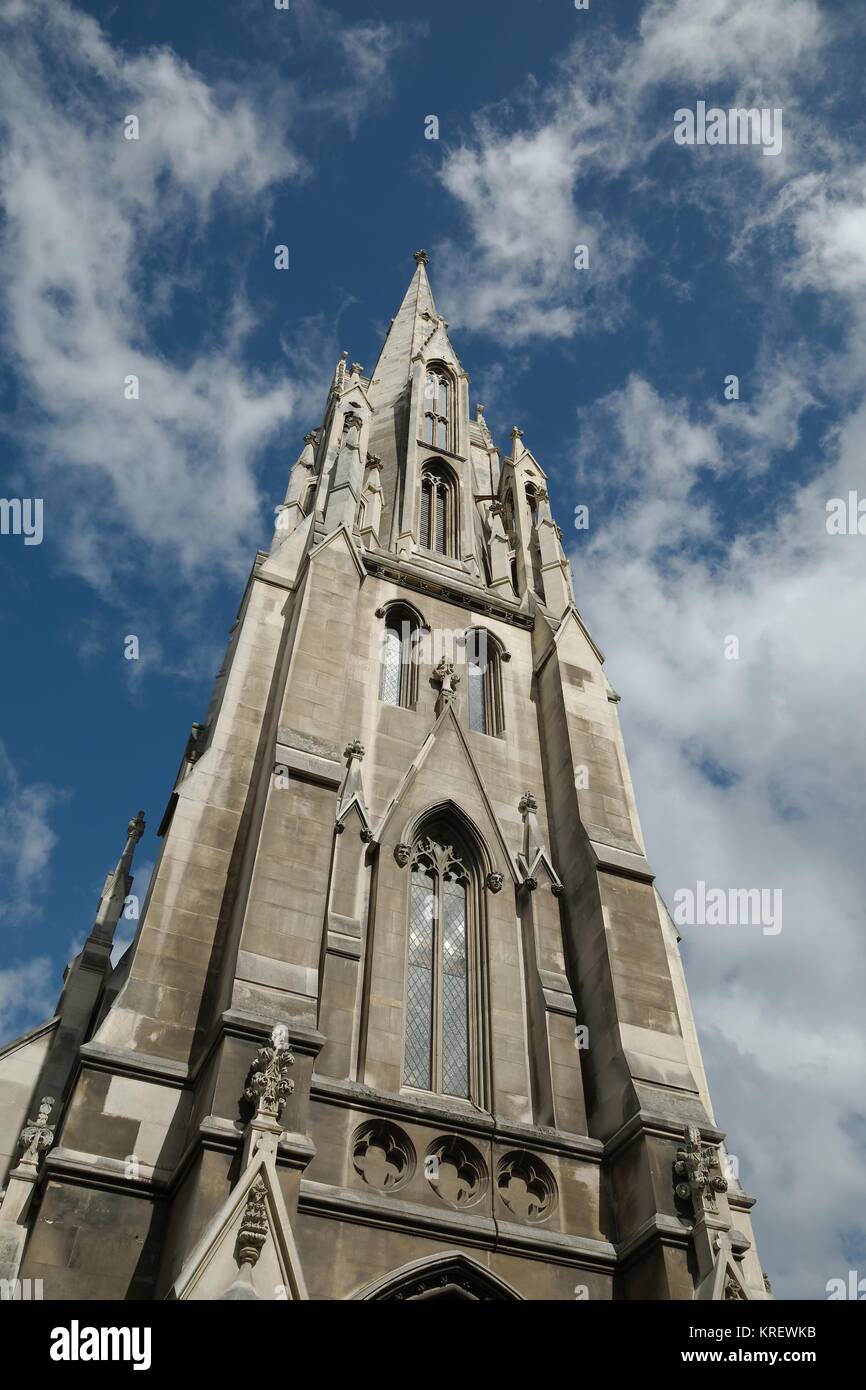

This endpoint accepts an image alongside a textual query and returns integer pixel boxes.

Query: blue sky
[2,0,865,1298]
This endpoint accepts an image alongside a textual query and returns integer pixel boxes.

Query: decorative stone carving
[486,871,504,894]
[674,1124,728,1213]
[425,1137,487,1208]
[496,1151,557,1222]
[432,657,460,715]
[352,1121,415,1192]
[236,1176,269,1269]
[350,362,364,376]
[18,1096,55,1169]
[342,410,363,434]
[518,792,538,816]
[413,249,429,267]
[243,1025,294,1122]
[394,842,412,867]
[303,430,319,447]
[344,739,365,762]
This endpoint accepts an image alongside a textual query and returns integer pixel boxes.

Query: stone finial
[432,657,460,715]
[413,249,430,267]
[127,811,145,844]
[475,403,485,419]
[236,1176,269,1270]
[304,430,319,446]
[350,362,364,376]
[511,425,524,443]
[518,792,538,816]
[344,739,365,762]
[244,1026,295,1122]
[674,1124,728,1214]
[365,453,382,470]
[19,1096,55,1169]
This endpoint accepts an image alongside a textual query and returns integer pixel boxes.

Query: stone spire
[367,251,440,399]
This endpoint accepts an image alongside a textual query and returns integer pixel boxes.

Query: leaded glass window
[402,833,471,1100]
[379,608,420,708]
[466,629,505,737]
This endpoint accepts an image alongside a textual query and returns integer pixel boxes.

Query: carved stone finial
[511,425,524,441]
[365,453,382,470]
[304,430,319,446]
[413,249,429,267]
[128,811,145,843]
[244,1026,295,1122]
[344,739,365,762]
[19,1096,55,1168]
[350,362,364,376]
[475,403,485,418]
[674,1123,728,1214]
[518,792,538,816]
[432,657,460,714]
[236,1176,269,1270]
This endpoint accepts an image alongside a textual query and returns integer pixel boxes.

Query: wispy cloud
[0,740,64,927]
[0,955,56,1039]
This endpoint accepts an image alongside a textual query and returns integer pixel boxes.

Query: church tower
[0,252,768,1301]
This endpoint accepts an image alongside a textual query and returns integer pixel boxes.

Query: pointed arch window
[419,461,457,556]
[423,366,451,450]
[379,606,421,708]
[403,829,478,1100]
[466,630,505,737]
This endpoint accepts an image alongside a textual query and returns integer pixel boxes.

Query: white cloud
[0,956,56,1039]
[0,741,63,927]
[572,378,866,1297]
[433,0,834,343]
[0,0,315,594]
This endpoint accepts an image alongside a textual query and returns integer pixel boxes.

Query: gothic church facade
[0,253,768,1301]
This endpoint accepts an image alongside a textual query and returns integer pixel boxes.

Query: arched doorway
[355,1252,522,1301]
